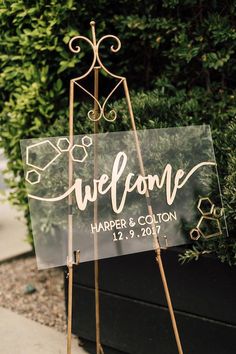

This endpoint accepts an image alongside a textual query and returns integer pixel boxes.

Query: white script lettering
[28,152,216,214]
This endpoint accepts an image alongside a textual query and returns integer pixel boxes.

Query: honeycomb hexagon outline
[197,197,215,216]
[82,136,92,147]
[57,138,71,152]
[190,228,201,241]
[26,169,41,185]
[26,140,61,171]
[213,207,224,218]
[197,216,222,239]
[70,144,88,162]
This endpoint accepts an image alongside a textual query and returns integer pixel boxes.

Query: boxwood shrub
[0,0,235,264]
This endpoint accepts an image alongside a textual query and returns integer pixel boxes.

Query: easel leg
[94,258,104,354]
[67,264,73,354]
[123,78,184,353]
[93,65,104,354]
[67,76,74,354]
[156,249,184,354]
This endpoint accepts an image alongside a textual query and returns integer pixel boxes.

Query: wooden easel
[66,21,184,354]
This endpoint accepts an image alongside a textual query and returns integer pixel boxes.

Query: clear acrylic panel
[20,125,228,269]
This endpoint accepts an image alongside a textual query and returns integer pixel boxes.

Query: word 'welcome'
[28,152,215,214]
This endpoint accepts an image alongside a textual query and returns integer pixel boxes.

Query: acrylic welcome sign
[21,125,228,269]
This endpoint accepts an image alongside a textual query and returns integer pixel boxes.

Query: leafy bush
[0,0,235,263]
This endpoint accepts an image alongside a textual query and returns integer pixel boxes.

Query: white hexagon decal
[26,140,61,171]
[57,138,71,152]
[197,197,214,216]
[190,228,201,241]
[82,136,92,147]
[26,169,41,185]
[70,145,87,162]
[197,216,222,239]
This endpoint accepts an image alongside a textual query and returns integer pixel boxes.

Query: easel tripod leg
[93,64,104,354]
[67,264,73,354]
[156,250,184,354]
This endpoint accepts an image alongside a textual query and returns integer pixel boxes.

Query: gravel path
[0,255,67,333]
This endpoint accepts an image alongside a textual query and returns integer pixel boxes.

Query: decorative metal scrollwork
[69,21,124,122]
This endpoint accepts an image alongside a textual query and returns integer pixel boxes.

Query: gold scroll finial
[68,21,123,122]
[69,21,122,81]
[90,20,97,46]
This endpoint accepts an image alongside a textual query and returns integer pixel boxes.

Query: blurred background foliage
[0,0,235,264]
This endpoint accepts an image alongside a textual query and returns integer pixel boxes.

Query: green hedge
[0,0,235,264]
